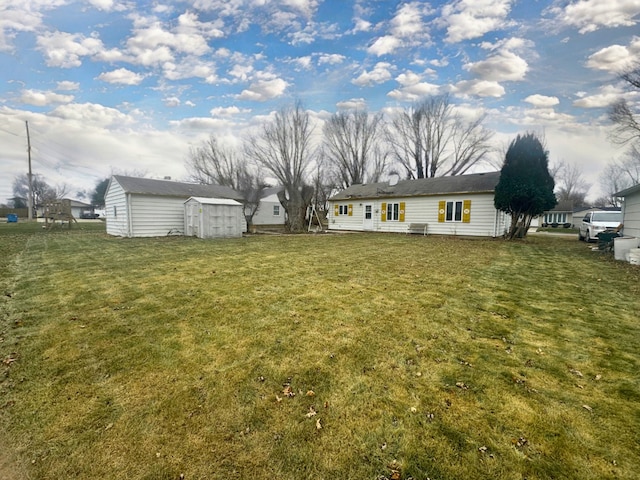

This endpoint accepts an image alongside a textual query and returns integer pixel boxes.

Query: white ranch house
[328,171,509,237]
[105,175,246,238]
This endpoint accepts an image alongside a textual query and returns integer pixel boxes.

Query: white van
[578,211,622,242]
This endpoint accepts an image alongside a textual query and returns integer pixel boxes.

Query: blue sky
[1,0,640,204]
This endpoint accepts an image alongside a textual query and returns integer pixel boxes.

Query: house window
[438,199,471,223]
[273,205,280,216]
[386,203,400,221]
[335,204,352,216]
[339,205,348,215]
[113,206,117,218]
[445,201,463,222]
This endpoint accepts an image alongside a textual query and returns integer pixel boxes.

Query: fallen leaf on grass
[582,404,593,412]
[305,406,317,418]
[282,385,295,397]
[569,368,583,378]
[315,418,322,430]
[594,374,602,381]
[478,446,487,453]
[455,382,469,390]
[2,356,17,366]
[306,390,315,397]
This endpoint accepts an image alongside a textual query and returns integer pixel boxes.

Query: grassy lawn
[1,222,639,480]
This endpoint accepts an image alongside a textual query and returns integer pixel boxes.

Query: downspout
[127,193,133,237]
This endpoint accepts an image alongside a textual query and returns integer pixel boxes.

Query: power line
[0,126,23,137]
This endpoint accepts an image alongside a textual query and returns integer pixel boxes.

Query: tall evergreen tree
[494,133,557,239]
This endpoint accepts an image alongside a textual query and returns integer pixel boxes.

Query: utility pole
[26,121,33,221]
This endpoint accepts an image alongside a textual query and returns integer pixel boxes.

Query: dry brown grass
[1,225,639,479]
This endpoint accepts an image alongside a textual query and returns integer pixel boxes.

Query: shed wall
[622,191,640,238]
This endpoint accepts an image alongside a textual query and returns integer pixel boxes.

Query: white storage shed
[185,197,244,239]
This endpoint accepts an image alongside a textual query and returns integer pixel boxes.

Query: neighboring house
[251,187,286,228]
[542,201,574,228]
[105,175,245,237]
[615,183,640,239]
[37,199,94,219]
[328,171,509,237]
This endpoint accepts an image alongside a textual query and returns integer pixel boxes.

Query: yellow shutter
[381,203,387,222]
[399,202,405,222]
[334,204,339,217]
[438,200,446,223]
[348,204,353,216]
[463,199,471,223]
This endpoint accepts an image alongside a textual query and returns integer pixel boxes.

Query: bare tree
[609,99,640,147]
[245,101,315,232]
[553,160,591,206]
[186,136,265,229]
[12,173,68,208]
[387,94,493,178]
[599,147,640,205]
[322,110,388,187]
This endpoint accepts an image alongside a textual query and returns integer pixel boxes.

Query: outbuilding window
[273,205,280,216]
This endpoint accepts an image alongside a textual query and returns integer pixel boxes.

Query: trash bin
[7,214,18,223]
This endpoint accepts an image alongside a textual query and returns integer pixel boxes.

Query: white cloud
[525,94,560,108]
[465,50,528,82]
[336,98,368,110]
[0,5,44,52]
[164,96,181,107]
[586,37,640,73]
[20,89,74,106]
[49,103,134,128]
[236,75,289,101]
[352,62,394,87]
[442,0,514,43]
[367,1,431,56]
[318,53,345,65]
[210,106,250,116]
[388,70,440,101]
[56,81,80,91]
[169,117,233,130]
[367,35,401,56]
[97,68,145,85]
[452,79,505,98]
[36,31,104,68]
[163,58,217,83]
[557,0,640,34]
[572,85,628,108]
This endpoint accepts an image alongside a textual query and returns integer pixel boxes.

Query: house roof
[185,196,242,206]
[329,171,501,201]
[614,183,640,197]
[547,200,573,212]
[111,175,243,201]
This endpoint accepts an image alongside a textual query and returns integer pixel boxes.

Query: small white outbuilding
[184,197,244,239]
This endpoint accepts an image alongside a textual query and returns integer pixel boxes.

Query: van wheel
[578,231,584,241]
[585,230,591,243]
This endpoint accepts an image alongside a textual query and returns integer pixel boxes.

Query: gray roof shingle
[112,175,244,201]
[329,171,501,200]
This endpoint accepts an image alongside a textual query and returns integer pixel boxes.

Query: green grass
[1,223,639,480]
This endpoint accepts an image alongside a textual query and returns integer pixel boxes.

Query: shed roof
[112,175,243,201]
[185,196,242,206]
[329,171,501,201]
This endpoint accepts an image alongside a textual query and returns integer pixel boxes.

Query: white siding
[105,179,130,237]
[252,193,285,226]
[328,193,508,237]
[622,191,640,238]
[129,195,186,237]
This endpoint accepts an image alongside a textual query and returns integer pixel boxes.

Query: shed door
[187,203,199,237]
